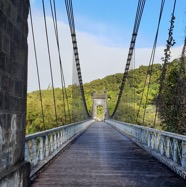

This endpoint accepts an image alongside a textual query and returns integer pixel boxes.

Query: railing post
[39,137,44,161]
[64,129,66,143]
[144,130,148,145]
[141,129,145,144]
[60,130,63,144]
[147,132,151,147]
[32,139,37,166]
[57,132,60,148]
[45,135,49,157]
[61,130,64,144]
[160,135,164,155]
[166,137,171,158]
[50,134,54,153]
[25,141,29,162]
[173,139,178,162]
[151,133,155,149]
[181,141,186,168]
[54,133,57,150]
[155,132,159,151]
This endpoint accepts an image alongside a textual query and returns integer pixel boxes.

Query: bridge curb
[107,121,186,180]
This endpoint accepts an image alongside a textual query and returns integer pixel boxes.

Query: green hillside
[26,59,186,135]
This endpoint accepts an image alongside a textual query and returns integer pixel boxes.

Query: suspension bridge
[1,0,186,186]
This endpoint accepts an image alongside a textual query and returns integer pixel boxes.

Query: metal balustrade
[106,119,186,179]
[25,120,94,177]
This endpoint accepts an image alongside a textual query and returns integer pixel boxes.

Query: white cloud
[27,13,183,92]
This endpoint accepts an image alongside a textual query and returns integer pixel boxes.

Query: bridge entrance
[92,91,109,121]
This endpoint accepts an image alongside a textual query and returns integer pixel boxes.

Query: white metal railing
[25,120,94,168]
[106,119,186,173]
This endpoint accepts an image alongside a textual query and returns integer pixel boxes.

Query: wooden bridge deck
[31,122,186,187]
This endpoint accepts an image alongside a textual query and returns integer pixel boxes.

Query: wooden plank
[31,122,186,187]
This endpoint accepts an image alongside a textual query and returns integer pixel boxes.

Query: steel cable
[42,0,58,125]
[111,0,146,117]
[136,0,165,124]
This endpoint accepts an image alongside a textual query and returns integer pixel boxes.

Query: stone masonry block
[0,152,9,173]
[9,146,23,166]
[4,1,11,18]
[6,20,14,40]
[9,77,15,95]
[15,80,22,97]
[0,11,6,32]
[5,56,12,74]
[20,114,26,131]
[0,31,2,51]
[0,1,3,12]
[0,52,5,70]
[0,114,6,152]
[4,93,10,111]
[19,98,26,113]
[13,27,21,45]
[22,85,27,98]
[2,132,9,152]
[5,113,11,132]
[1,73,9,92]
[0,92,4,110]
[10,41,16,61]
[2,35,10,55]
[0,112,6,131]
[12,62,21,80]
[10,0,17,7]
[10,96,19,112]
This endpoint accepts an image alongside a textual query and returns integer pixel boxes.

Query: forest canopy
[26,59,186,135]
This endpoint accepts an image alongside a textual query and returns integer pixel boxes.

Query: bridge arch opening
[92,91,109,121]
[96,105,105,121]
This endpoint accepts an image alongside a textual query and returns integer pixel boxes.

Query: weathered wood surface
[31,122,186,187]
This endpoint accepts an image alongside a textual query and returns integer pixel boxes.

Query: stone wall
[0,0,30,186]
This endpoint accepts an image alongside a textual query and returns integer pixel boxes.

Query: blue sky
[28,0,186,92]
[31,0,186,47]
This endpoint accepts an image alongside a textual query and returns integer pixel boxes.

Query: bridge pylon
[92,91,109,121]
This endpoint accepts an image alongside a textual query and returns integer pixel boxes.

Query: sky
[27,0,186,92]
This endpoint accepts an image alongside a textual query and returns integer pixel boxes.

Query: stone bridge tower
[92,91,109,120]
[0,0,30,186]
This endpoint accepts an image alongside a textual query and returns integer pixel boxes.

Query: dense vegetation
[26,59,186,135]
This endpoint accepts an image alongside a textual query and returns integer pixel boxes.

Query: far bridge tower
[92,91,109,121]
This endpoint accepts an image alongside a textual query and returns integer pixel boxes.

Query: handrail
[106,119,186,179]
[112,120,186,141]
[25,120,94,172]
[25,120,87,141]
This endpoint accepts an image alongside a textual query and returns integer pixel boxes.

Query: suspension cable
[64,0,90,117]
[49,0,68,124]
[136,0,165,124]
[29,6,45,128]
[52,0,71,122]
[111,0,146,117]
[41,0,58,125]
[153,0,176,127]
